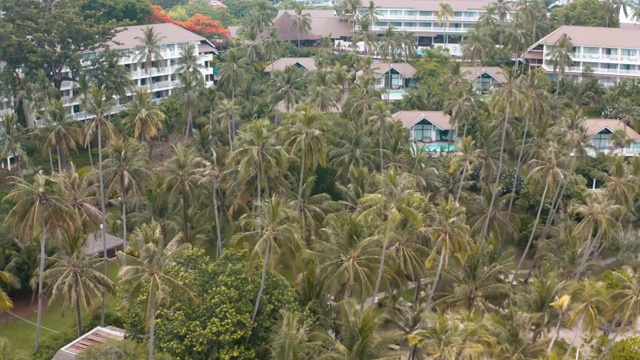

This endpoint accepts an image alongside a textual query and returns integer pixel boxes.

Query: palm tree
[4,172,75,352]
[0,269,19,311]
[436,3,454,48]
[330,125,377,178]
[409,312,467,359]
[198,149,224,260]
[563,280,608,357]
[174,43,204,81]
[461,29,494,67]
[248,0,276,32]
[134,26,166,92]
[0,113,30,178]
[368,102,393,170]
[39,100,80,173]
[424,197,472,310]
[176,70,204,142]
[290,4,312,48]
[307,70,341,113]
[104,139,150,254]
[215,99,240,153]
[547,294,571,353]
[44,233,116,337]
[261,26,283,61]
[123,87,166,146]
[232,196,301,325]
[270,66,305,114]
[0,338,29,360]
[338,0,363,43]
[217,48,248,141]
[161,145,201,243]
[451,136,479,202]
[547,34,574,81]
[93,50,132,101]
[269,310,317,360]
[378,26,399,103]
[284,105,326,214]
[118,221,192,360]
[83,85,119,325]
[61,163,102,233]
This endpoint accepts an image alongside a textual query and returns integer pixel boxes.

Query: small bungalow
[85,232,125,258]
[393,110,455,152]
[271,10,352,46]
[264,57,317,73]
[585,119,640,156]
[370,63,418,101]
[53,326,126,360]
[460,67,506,94]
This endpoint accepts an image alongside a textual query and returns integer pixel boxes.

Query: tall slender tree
[134,26,166,92]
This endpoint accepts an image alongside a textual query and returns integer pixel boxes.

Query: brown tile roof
[365,0,497,11]
[274,10,352,41]
[85,233,124,256]
[393,110,452,130]
[227,26,242,39]
[109,23,210,50]
[264,57,317,72]
[53,326,126,360]
[371,63,417,78]
[460,66,506,83]
[585,119,640,140]
[530,25,640,49]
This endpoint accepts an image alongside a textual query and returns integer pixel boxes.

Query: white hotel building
[358,0,502,57]
[0,23,217,123]
[524,25,640,86]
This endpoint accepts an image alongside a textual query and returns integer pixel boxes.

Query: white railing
[586,147,640,157]
[371,25,468,33]
[621,55,639,62]
[378,15,479,22]
[153,80,172,89]
[601,54,619,61]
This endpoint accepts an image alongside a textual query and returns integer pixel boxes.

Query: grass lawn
[0,261,121,354]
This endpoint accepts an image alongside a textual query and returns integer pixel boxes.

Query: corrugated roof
[585,119,640,140]
[364,0,497,11]
[85,233,124,256]
[53,326,126,360]
[393,110,452,130]
[460,66,507,83]
[264,57,317,72]
[109,23,209,50]
[531,25,640,49]
[371,63,417,78]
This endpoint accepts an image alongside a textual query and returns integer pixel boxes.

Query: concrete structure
[0,23,217,122]
[359,0,505,56]
[460,66,506,93]
[368,62,418,101]
[523,25,640,86]
[585,118,640,157]
[53,326,126,360]
[394,110,455,152]
[264,57,317,72]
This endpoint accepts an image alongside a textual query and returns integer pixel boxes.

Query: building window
[592,132,610,149]
[390,21,402,27]
[413,122,433,141]
[83,52,96,60]
[73,105,80,114]
[418,22,431,28]
[453,11,462,17]
[464,11,476,17]
[419,11,432,17]
[603,48,618,55]
[621,49,637,57]
[167,44,176,51]
[375,22,388,27]
[406,10,417,16]
[390,10,402,17]
[404,22,417,28]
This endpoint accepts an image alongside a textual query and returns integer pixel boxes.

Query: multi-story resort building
[358,0,502,57]
[0,23,217,123]
[523,25,640,86]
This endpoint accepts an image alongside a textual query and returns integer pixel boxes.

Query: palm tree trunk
[227,120,234,154]
[75,286,83,337]
[251,241,270,325]
[230,89,236,152]
[548,317,562,353]
[482,104,510,241]
[56,145,63,173]
[597,322,622,360]
[148,299,156,360]
[296,151,305,214]
[184,109,192,143]
[49,148,54,174]
[33,218,46,353]
[212,179,222,260]
[425,247,445,310]
[379,119,385,170]
[514,177,550,280]
[455,165,468,203]
[182,184,189,242]
[565,313,584,358]
[121,179,128,260]
[373,228,389,305]
[574,230,602,281]
[88,142,93,167]
[98,121,108,326]
[508,115,530,213]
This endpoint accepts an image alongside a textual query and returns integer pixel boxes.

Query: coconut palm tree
[284,105,327,214]
[176,70,204,142]
[44,233,116,337]
[4,172,75,352]
[451,136,480,202]
[330,125,376,178]
[409,311,467,359]
[103,139,150,253]
[215,99,240,153]
[134,26,166,91]
[261,26,283,61]
[118,221,192,360]
[461,28,494,67]
[547,34,574,81]
[0,113,30,178]
[0,338,28,360]
[307,70,341,113]
[248,0,276,32]
[198,148,224,260]
[0,269,19,311]
[60,163,102,233]
[269,66,305,114]
[174,43,204,81]
[564,280,608,357]
[232,196,302,325]
[368,102,393,170]
[436,3,454,48]
[423,197,472,310]
[161,145,201,243]
[290,4,312,48]
[39,100,81,173]
[269,310,318,360]
[378,26,400,103]
[547,294,571,353]
[123,87,166,146]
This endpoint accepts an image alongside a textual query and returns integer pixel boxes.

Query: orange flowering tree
[149,5,229,39]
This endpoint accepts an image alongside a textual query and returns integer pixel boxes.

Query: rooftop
[264,57,317,72]
[273,9,352,41]
[393,110,452,130]
[460,66,507,83]
[109,23,211,50]
[585,119,640,140]
[52,326,126,360]
[370,63,417,78]
[362,0,497,11]
[530,25,640,49]
[85,232,125,256]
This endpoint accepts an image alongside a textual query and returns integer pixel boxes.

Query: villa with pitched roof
[584,119,640,156]
[460,67,506,94]
[368,63,418,101]
[264,57,317,73]
[394,110,455,152]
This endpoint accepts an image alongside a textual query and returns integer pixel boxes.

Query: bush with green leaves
[151,248,299,359]
[77,339,173,360]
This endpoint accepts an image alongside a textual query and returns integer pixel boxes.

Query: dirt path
[0,291,40,325]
